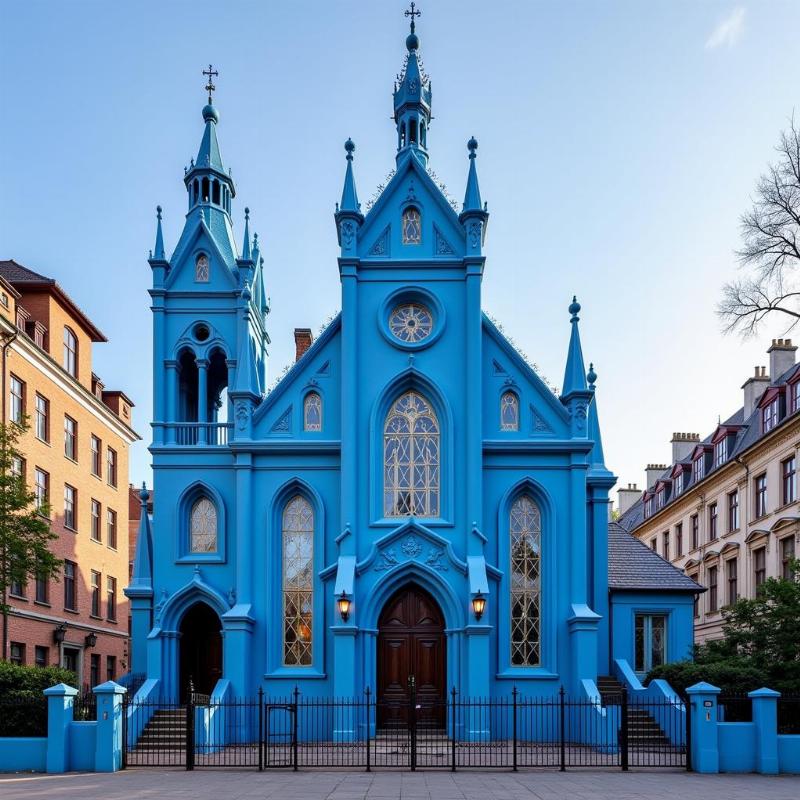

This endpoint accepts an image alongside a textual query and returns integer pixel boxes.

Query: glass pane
[283,496,313,666]
[650,615,666,668]
[510,495,541,666]
[190,497,217,553]
[634,615,645,672]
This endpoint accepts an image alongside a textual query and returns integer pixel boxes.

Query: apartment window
[9,642,25,666]
[64,560,77,611]
[728,490,739,532]
[90,500,101,541]
[34,646,48,668]
[793,381,800,414]
[64,484,76,530]
[63,327,78,377]
[90,436,101,477]
[106,655,116,682]
[727,558,738,605]
[650,538,657,551]
[754,547,767,591]
[708,502,718,541]
[106,576,117,621]
[691,514,699,550]
[656,488,666,510]
[693,456,704,483]
[675,522,683,558]
[782,457,796,506]
[11,455,24,481]
[691,576,700,618]
[34,394,49,442]
[10,572,25,598]
[755,474,768,518]
[107,508,117,549]
[9,375,24,424]
[781,536,796,580]
[663,531,670,561]
[0,291,7,308]
[90,571,101,617]
[762,398,779,433]
[90,654,100,688]
[644,496,654,518]
[107,447,117,487]
[674,474,683,498]
[63,415,77,461]
[714,438,728,468]
[35,572,48,604]
[708,566,718,612]
[34,468,49,512]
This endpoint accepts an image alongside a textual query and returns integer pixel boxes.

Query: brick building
[1,260,139,688]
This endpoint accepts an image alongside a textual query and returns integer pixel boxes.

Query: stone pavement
[2,770,800,800]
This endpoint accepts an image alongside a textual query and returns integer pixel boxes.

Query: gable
[166,218,238,293]
[358,153,465,261]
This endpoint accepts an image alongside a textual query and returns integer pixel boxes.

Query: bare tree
[719,118,800,336]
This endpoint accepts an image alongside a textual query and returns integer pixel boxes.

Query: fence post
[185,682,195,771]
[258,687,264,772]
[749,687,780,775]
[620,685,629,771]
[93,681,127,772]
[559,686,566,772]
[512,687,518,772]
[292,687,299,772]
[365,687,371,773]
[685,682,720,774]
[409,675,417,771]
[43,683,78,774]
[451,687,457,772]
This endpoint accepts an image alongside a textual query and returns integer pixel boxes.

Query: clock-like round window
[389,303,433,343]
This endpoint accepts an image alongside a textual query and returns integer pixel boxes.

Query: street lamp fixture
[337,591,351,622]
[53,621,67,644]
[472,591,486,621]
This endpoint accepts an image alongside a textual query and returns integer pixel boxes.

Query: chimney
[617,483,640,516]
[671,432,700,463]
[294,328,313,362]
[742,365,770,418]
[645,464,667,489]
[768,338,796,382]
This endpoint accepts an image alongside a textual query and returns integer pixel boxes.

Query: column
[196,358,209,445]
[749,687,780,774]
[43,683,78,774]
[93,681,127,772]
[165,360,179,445]
[686,681,720,773]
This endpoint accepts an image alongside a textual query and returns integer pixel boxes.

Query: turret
[560,297,593,437]
[459,137,489,254]
[148,206,169,288]
[334,139,364,256]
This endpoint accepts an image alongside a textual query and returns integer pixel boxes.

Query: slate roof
[608,522,704,592]
[618,362,800,533]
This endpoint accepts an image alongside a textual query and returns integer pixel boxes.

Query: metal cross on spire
[202,64,219,104]
[405,2,421,31]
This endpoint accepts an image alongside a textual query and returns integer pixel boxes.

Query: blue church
[126,13,700,721]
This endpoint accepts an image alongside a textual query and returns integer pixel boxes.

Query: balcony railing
[165,422,231,446]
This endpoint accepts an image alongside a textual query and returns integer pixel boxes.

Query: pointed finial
[405,2,422,47]
[241,207,252,261]
[345,137,355,161]
[139,481,150,504]
[152,205,165,261]
[587,363,597,388]
[467,136,478,159]
[569,296,581,322]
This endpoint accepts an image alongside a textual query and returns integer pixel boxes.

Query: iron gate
[122,686,687,771]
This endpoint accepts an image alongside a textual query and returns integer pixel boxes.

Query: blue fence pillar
[93,681,127,772]
[686,681,720,774]
[749,687,780,775]
[43,683,78,774]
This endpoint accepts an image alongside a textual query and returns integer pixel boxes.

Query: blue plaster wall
[68,723,97,772]
[0,739,47,773]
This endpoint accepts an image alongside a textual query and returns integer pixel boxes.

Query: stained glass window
[195,254,210,282]
[383,391,440,517]
[500,392,519,431]
[304,392,322,431]
[402,207,421,245]
[283,496,314,666]
[510,495,541,666]
[389,303,433,343]
[189,497,217,553]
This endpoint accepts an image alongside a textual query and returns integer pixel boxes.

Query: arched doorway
[377,583,446,729]
[179,602,222,701]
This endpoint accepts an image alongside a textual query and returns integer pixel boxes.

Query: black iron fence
[122,687,687,772]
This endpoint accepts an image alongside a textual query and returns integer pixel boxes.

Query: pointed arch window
[402,207,422,245]
[195,254,209,283]
[510,495,541,666]
[303,392,322,432]
[282,495,314,666]
[384,391,440,517]
[500,391,519,431]
[189,497,217,553]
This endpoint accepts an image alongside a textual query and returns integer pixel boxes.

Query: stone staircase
[596,676,671,748]
[134,708,187,752]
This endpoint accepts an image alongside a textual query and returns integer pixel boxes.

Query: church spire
[241,207,252,262]
[393,4,432,165]
[340,139,360,213]
[459,137,489,252]
[562,297,588,397]
[150,205,166,262]
[334,139,364,254]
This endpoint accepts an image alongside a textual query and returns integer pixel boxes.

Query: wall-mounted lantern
[84,632,98,648]
[337,591,351,623]
[472,591,486,621]
[53,621,67,644]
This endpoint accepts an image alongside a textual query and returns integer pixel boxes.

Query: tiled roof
[619,363,800,532]
[0,259,52,283]
[608,522,704,592]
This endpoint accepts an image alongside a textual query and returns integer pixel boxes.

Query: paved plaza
[2,769,800,800]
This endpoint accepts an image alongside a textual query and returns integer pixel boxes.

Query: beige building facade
[1,260,139,688]
[619,340,800,644]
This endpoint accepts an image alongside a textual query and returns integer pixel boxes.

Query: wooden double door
[377,584,446,729]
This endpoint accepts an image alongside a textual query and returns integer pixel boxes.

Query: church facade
[127,16,699,713]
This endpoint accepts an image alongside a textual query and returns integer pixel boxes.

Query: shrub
[0,661,77,737]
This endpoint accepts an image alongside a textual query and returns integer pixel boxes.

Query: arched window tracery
[190,497,218,553]
[500,391,519,431]
[282,495,313,666]
[510,494,541,666]
[303,392,322,432]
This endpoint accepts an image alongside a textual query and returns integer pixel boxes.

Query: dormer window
[792,380,800,414]
[402,207,422,245]
[693,455,704,484]
[762,398,779,433]
[195,254,210,283]
[644,494,654,519]
[655,487,666,510]
[714,438,728,468]
[673,473,683,497]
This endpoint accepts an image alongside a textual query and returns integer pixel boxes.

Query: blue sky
[2,1,800,497]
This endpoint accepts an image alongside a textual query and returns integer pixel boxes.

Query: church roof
[608,521,704,593]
